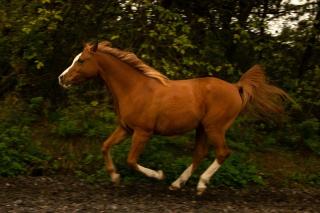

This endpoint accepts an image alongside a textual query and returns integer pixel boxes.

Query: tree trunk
[298,1,320,78]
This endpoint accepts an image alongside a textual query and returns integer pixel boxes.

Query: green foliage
[275,118,320,155]
[0,125,46,176]
[212,154,264,187]
[0,0,319,188]
[289,172,320,186]
[0,97,48,176]
[298,119,320,154]
[74,134,264,187]
[52,91,116,138]
[74,154,107,183]
[227,118,257,152]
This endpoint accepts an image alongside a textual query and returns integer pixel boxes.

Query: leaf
[41,0,51,4]
[111,35,119,40]
[84,5,92,10]
[233,34,240,40]
[35,60,44,70]
[22,27,31,34]
[197,17,206,23]
[54,14,63,21]
[90,101,99,107]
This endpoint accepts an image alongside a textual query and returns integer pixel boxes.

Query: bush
[75,134,265,187]
[0,124,48,176]
[276,117,320,154]
[212,154,264,187]
[52,95,116,138]
[0,95,49,176]
[298,118,320,155]
[289,172,320,186]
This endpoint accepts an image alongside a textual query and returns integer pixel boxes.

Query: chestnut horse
[59,41,290,195]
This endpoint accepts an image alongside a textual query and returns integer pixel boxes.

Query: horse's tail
[236,64,293,120]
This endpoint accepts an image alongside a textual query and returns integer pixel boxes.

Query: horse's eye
[77,58,84,64]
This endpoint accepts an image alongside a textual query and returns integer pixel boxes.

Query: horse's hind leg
[102,126,128,184]
[127,129,164,180]
[197,128,231,195]
[169,125,209,190]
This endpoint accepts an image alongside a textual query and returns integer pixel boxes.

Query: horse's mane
[91,41,169,85]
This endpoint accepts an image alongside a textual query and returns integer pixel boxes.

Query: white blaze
[58,53,82,86]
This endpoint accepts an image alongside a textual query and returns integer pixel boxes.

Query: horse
[58,41,291,195]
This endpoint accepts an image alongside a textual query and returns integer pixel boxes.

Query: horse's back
[168,77,241,107]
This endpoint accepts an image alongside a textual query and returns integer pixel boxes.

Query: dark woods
[0,1,319,186]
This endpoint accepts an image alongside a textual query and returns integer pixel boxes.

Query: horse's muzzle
[58,75,71,88]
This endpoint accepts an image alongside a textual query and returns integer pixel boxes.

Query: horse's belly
[154,110,201,135]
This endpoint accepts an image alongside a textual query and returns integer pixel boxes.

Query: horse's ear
[82,40,86,47]
[91,41,99,52]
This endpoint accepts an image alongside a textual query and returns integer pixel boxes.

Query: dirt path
[0,176,319,212]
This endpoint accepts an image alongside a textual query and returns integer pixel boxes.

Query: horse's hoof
[111,173,121,185]
[157,170,165,180]
[196,187,206,196]
[168,185,179,191]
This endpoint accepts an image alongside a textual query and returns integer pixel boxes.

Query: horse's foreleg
[127,130,164,180]
[169,126,209,190]
[102,126,128,184]
[197,129,230,195]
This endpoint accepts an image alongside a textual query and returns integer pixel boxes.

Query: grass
[30,124,320,188]
[1,95,318,187]
[250,148,320,187]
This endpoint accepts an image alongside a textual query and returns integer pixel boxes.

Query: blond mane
[92,41,169,85]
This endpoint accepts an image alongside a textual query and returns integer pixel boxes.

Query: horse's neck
[97,53,150,100]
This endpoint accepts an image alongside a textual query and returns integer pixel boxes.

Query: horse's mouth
[58,77,72,89]
[60,82,72,89]
[63,84,72,89]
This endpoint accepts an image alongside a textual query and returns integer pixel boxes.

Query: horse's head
[58,42,100,88]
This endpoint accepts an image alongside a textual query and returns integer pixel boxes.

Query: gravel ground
[0,176,319,212]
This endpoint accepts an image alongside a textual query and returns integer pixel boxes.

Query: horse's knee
[101,143,110,155]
